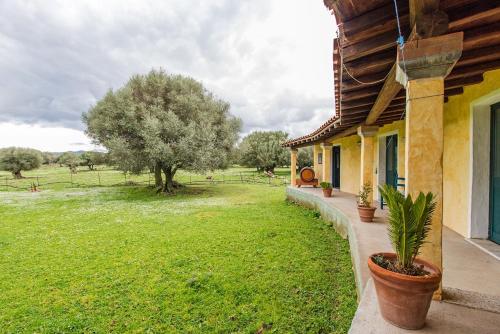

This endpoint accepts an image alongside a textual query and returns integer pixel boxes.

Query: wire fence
[0,169,290,192]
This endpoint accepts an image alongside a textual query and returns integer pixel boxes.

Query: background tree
[0,147,42,178]
[41,152,58,165]
[239,131,289,172]
[297,147,313,170]
[58,152,82,173]
[83,69,241,193]
[80,151,108,170]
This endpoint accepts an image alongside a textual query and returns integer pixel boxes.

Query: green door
[490,103,500,244]
[332,146,341,188]
[386,135,398,188]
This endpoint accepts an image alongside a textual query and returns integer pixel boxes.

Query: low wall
[286,187,366,299]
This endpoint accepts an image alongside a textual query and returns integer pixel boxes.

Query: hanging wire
[342,62,391,85]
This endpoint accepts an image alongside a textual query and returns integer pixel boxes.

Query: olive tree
[0,147,42,178]
[81,151,108,170]
[239,131,289,172]
[83,69,241,193]
[297,147,313,170]
[58,152,82,173]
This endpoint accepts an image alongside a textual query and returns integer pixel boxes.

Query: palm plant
[378,184,436,270]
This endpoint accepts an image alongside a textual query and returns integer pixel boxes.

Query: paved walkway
[286,186,500,333]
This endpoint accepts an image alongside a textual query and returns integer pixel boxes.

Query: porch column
[290,148,298,186]
[313,144,322,180]
[396,32,463,300]
[321,143,332,183]
[357,125,378,204]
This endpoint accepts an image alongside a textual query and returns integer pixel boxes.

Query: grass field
[0,168,357,333]
[0,165,290,192]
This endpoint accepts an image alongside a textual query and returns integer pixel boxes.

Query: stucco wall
[328,135,361,194]
[443,69,500,237]
[372,121,406,200]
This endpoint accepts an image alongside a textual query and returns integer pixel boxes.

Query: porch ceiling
[283,0,500,148]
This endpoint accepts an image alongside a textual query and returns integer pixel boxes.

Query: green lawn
[0,165,290,192]
[0,176,357,333]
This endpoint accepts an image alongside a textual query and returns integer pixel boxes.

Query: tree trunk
[13,170,22,179]
[154,162,163,189]
[162,166,176,193]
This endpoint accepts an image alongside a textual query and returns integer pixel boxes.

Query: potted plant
[320,182,333,197]
[368,184,440,330]
[357,182,376,222]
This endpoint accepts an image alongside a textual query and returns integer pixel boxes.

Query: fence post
[98,171,101,186]
[37,176,40,187]
[70,171,73,185]
[240,172,243,183]
[148,172,151,186]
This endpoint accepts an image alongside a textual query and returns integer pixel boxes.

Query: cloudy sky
[0,0,336,151]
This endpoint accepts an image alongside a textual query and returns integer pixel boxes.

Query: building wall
[313,144,322,180]
[328,135,361,194]
[372,121,406,200]
[443,69,500,237]
[315,70,500,238]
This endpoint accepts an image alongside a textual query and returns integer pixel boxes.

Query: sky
[0,0,336,152]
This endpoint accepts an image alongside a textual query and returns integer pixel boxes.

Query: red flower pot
[368,253,442,330]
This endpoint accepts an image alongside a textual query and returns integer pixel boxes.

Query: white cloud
[0,0,336,150]
[0,123,98,152]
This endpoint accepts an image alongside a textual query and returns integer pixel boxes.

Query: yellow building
[284,0,500,307]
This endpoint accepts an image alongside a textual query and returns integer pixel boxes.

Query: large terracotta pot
[368,253,442,330]
[322,188,333,197]
[357,206,376,222]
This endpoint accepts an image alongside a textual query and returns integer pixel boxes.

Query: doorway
[490,102,500,244]
[385,135,398,189]
[332,146,340,188]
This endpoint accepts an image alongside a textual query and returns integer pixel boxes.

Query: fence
[1,168,290,192]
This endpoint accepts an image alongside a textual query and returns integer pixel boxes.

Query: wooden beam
[341,84,382,101]
[410,0,440,27]
[342,30,397,63]
[341,96,378,109]
[342,70,390,92]
[440,0,479,11]
[449,6,500,32]
[445,74,483,89]
[365,63,402,125]
[463,22,500,51]
[329,124,362,141]
[455,45,500,67]
[343,2,408,35]
[445,87,464,96]
[447,59,500,80]
[342,49,395,78]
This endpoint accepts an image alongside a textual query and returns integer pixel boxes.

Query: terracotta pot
[322,188,333,197]
[368,253,442,330]
[357,206,376,222]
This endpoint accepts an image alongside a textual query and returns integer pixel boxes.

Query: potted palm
[368,184,440,330]
[357,182,376,222]
[320,182,333,197]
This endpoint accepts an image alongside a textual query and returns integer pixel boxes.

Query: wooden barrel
[300,167,315,182]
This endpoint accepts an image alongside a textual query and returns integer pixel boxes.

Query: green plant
[378,184,436,272]
[320,182,332,189]
[357,182,372,207]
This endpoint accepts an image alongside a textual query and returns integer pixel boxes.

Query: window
[318,153,323,165]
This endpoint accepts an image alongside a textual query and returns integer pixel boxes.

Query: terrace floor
[286,186,500,333]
